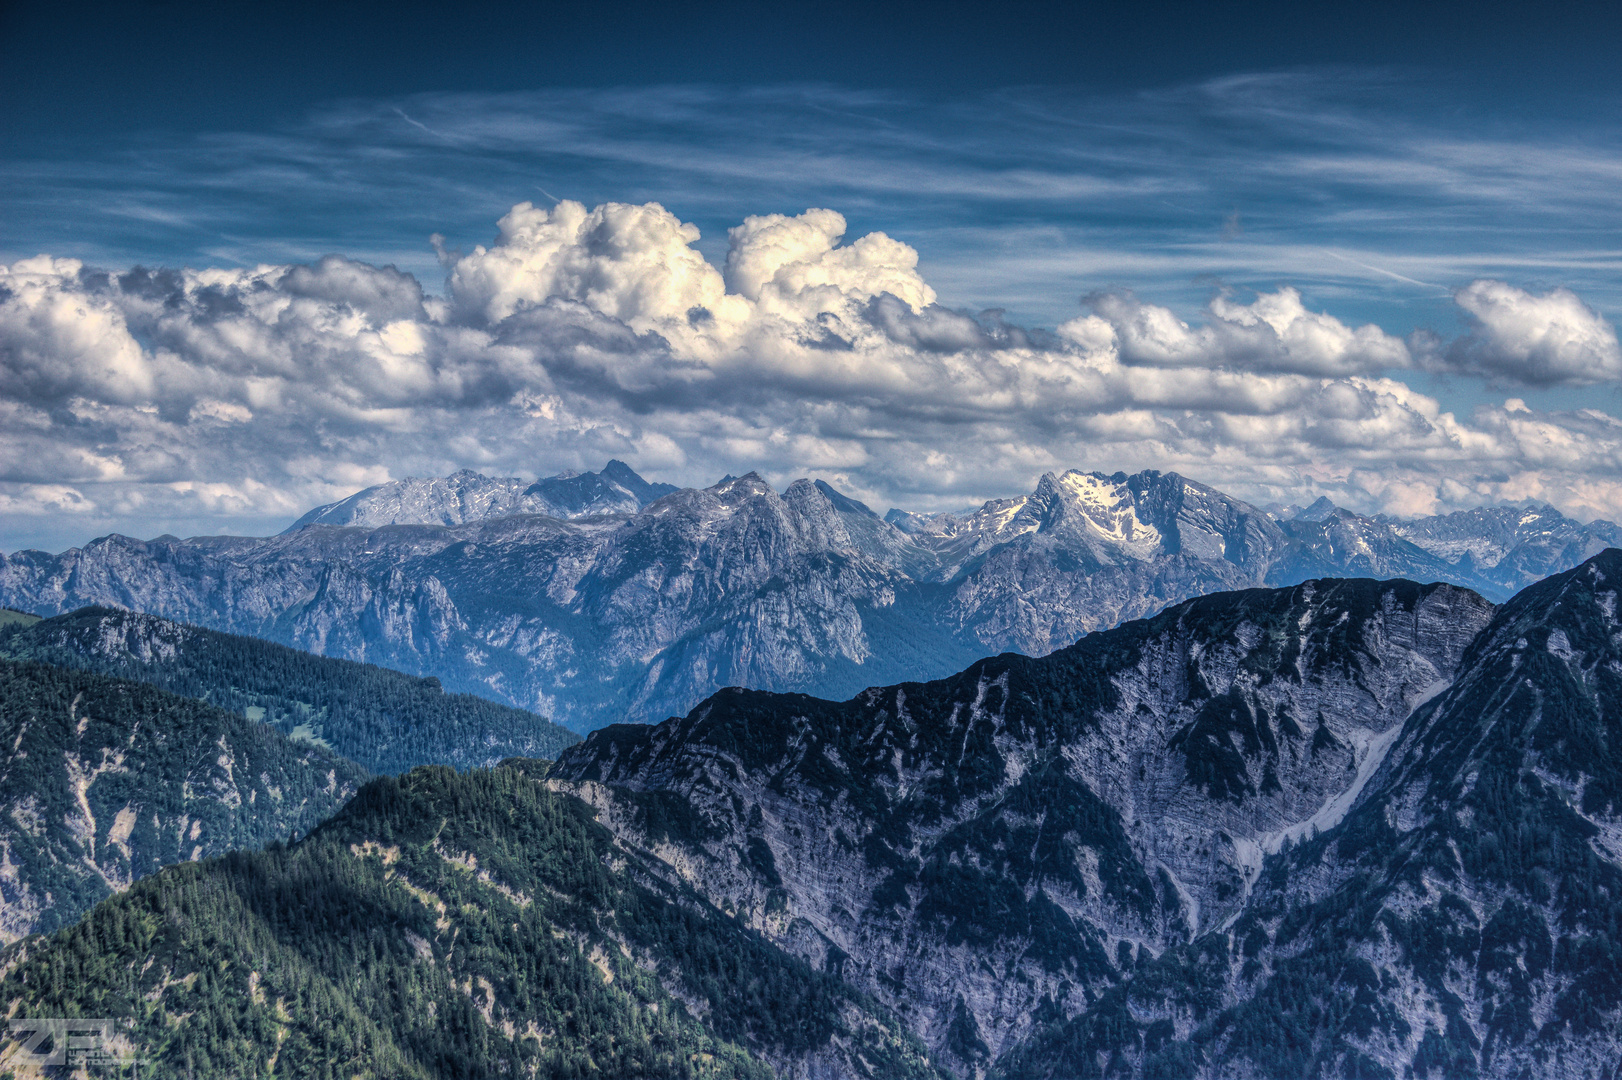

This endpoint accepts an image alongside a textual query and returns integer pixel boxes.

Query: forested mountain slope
[0,606,578,774]
[0,762,941,1080]
[0,659,367,941]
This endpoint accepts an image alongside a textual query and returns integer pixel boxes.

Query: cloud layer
[4,198,1622,550]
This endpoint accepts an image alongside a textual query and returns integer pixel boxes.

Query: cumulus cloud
[5,198,1622,549]
[1083,286,1411,377]
[0,257,157,405]
[1441,279,1622,386]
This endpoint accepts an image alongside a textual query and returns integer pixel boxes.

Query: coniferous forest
[3,551,1622,1077]
[0,761,938,1079]
[0,607,579,775]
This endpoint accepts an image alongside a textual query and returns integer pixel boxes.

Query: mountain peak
[812,479,879,519]
[600,459,679,504]
[1295,495,1341,520]
[285,461,681,532]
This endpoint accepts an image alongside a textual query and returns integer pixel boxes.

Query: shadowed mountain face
[550,576,1500,1074]
[546,554,1622,1078]
[2,464,1617,731]
[1165,549,1622,1080]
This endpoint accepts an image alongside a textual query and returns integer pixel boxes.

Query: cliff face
[1168,549,1622,1080]
[550,575,1507,1075]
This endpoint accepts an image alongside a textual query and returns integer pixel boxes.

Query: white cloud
[1442,279,1622,386]
[1084,286,1411,376]
[7,199,1622,550]
[0,257,157,405]
[447,200,733,327]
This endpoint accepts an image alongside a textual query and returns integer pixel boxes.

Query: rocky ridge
[287,459,679,530]
[7,557,1622,1077]
[549,575,1499,1074]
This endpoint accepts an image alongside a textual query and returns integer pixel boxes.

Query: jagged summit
[9,558,1622,1077]
[813,478,879,519]
[1296,495,1341,520]
[522,458,677,516]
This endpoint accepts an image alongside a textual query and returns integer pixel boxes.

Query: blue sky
[3,0,1622,550]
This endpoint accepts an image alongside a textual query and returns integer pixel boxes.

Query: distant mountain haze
[288,459,680,530]
[3,462,1619,731]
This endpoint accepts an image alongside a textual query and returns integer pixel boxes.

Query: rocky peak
[706,470,773,500]
[523,459,672,516]
[1021,470,1165,556]
[1122,469,1287,570]
[1295,494,1342,520]
[601,458,680,504]
[287,470,533,530]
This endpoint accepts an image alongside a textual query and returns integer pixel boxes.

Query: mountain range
[11,552,1622,1077]
[2,461,1619,732]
